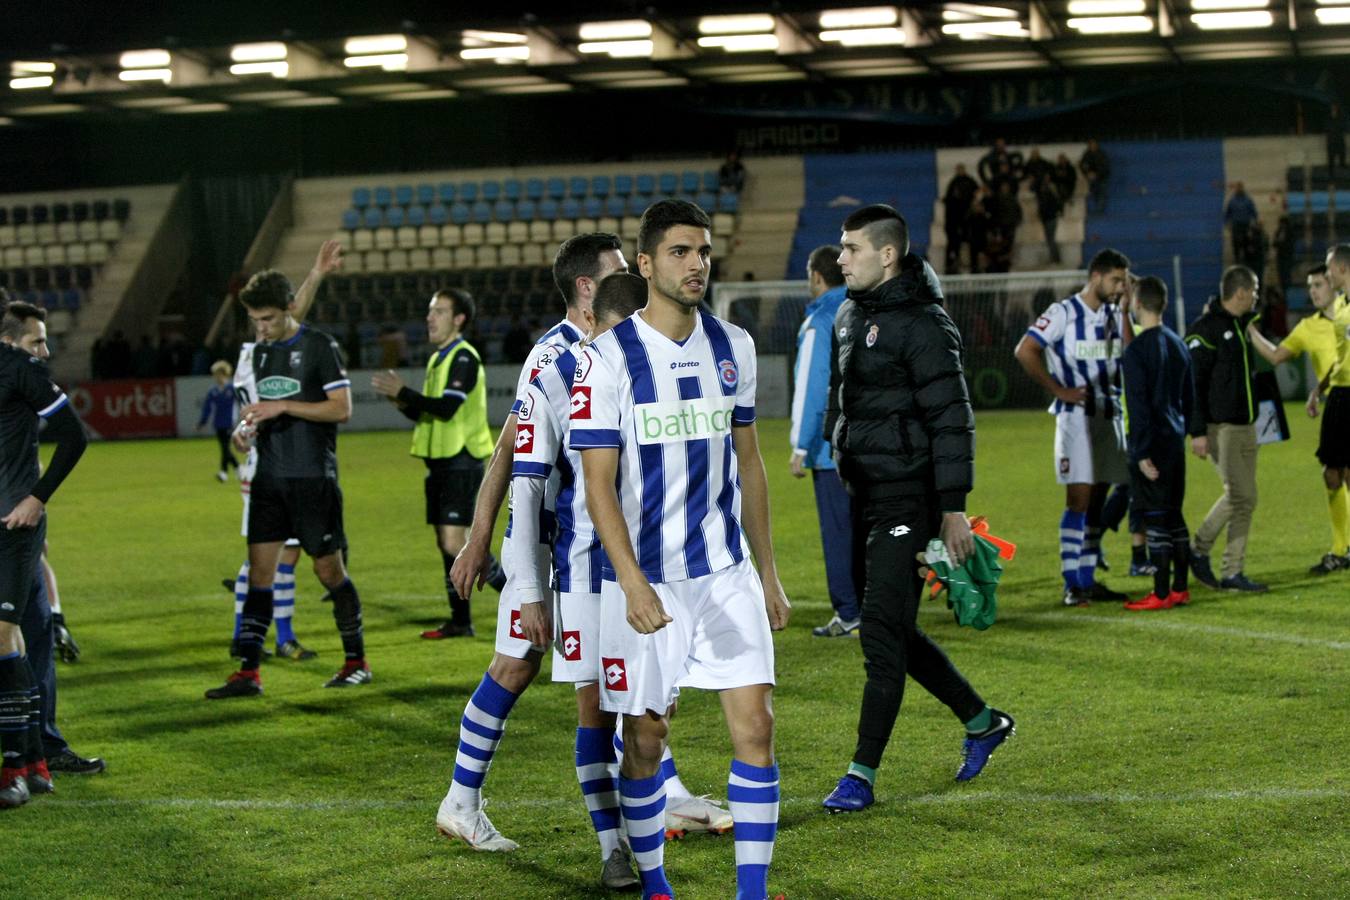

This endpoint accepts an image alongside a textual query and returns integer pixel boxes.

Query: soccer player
[820,205,1012,816]
[1015,248,1135,606]
[205,269,367,698]
[1246,263,1348,573]
[1121,277,1196,610]
[573,200,791,900]
[791,245,861,638]
[371,288,505,640]
[1304,245,1350,571]
[0,300,88,807]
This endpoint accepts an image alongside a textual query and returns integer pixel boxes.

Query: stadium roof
[2,1,1346,123]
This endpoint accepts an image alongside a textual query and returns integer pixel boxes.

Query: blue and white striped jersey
[510,341,607,594]
[1025,293,1125,417]
[569,310,757,584]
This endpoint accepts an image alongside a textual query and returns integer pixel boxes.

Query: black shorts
[424,457,485,527]
[0,516,45,625]
[1128,445,1186,516]
[1317,387,1350,469]
[248,474,346,558]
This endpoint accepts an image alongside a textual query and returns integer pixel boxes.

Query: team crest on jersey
[516,394,534,421]
[257,375,301,399]
[1059,457,1071,474]
[865,324,879,347]
[509,609,524,639]
[562,630,581,661]
[289,350,302,369]
[570,385,592,419]
[515,424,535,454]
[601,657,628,691]
[1035,315,1051,330]
[718,358,738,388]
[574,352,593,384]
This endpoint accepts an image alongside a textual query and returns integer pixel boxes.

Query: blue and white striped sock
[729,759,779,900]
[1079,524,1103,587]
[575,727,622,858]
[232,561,249,638]
[1060,510,1086,590]
[273,562,297,646]
[615,733,689,799]
[447,675,519,810]
[620,770,671,899]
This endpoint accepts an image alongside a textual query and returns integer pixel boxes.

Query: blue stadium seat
[525,178,545,201]
[604,196,625,218]
[702,170,719,193]
[0,208,8,227]
[481,181,501,202]
[592,175,611,198]
[416,184,435,206]
[696,192,717,211]
[493,199,515,222]
[450,202,471,225]
[546,177,566,200]
[614,175,634,197]
[52,266,70,289]
[584,196,604,218]
[62,288,81,311]
[75,266,93,289]
[561,198,582,220]
[438,182,457,204]
[363,208,383,229]
[538,198,559,221]
[352,187,371,209]
[395,185,413,207]
[658,173,678,195]
[627,195,648,217]
[112,198,131,222]
[30,205,49,225]
[568,176,588,198]
[718,192,739,213]
[52,203,69,224]
[428,204,449,226]
[374,186,393,208]
[516,199,537,221]
[41,289,59,310]
[406,205,427,227]
[342,208,361,230]
[503,179,522,202]
[385,206,406,228]
[472,201,492,224]
[459,182,479,203]
[71,202,89,222]
[681,171,700,193]
[635,174,655,196]
[12,206,29,225]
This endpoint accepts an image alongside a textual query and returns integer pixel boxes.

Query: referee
[372,289,505,639]
[820,205,1013,814]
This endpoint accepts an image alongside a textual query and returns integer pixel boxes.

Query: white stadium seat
[408,248,431,270]
[462,223,485,245]
[485,222,507,245]
[374,227,396,250]
[15,224,36,246]
[440,224,462,246]
[363,250,386,272]
[396,226,418,249]
[57,222,77,243]
[431,247,453,269]
[499,244,522,266]
[528,221,552,243]
[417,225,440,248]
[2,247,23,267]
[453,246,474,269]
[23,246,45,266]
[352,229,374,251]
[713,213,735,236]
[97,220,122,242]
[506,221,529,243]
[65,243,88,265]
[35,223,56,245]
[474,245,499,268]
[521,243,545,265]
[621,217,641,240]
[386,249,409,271]
[0,225,14,246]
[44,245,66,265]
[77,221,98,242]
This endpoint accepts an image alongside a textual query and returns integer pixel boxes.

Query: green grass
[6,407,1347,899]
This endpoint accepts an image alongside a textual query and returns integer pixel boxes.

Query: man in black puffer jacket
[820,205,1014,814]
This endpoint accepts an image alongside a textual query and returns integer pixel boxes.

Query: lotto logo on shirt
[602,657,628,691]
[562,630,581,661]
[509,609,524,639]
[637,397,736,445]
[570,385,592,419]
[515,425,535,454]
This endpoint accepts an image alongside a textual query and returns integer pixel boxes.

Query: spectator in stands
[1034,173,1063,265]
[983,227,1013,274]
[1274,215,1295,289]
[966,188,993,274]
[1224,182,1259,263]
[1022,149,1052,191]
[991,160,1019,199]
[132,335,158,378]
[159,334,193,376]
[1053,153,1078,205]
[991,180,1022,264]
[943,164,979,273]
[1079,139,1111,213]
[1328,102,1346,179]
[377,325,408,369]
[977,137,1023,188]
[718,149,746,194]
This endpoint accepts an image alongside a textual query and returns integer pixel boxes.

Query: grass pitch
[6,408,1347,899]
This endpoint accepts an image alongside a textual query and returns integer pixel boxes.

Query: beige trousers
[1193,423,1259,579]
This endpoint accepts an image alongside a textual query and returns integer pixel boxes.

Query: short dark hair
[1,300,46,342]
[1221,265,1258,299]
[637,199,711,256]
[841,204,909,258]
[238,270,293,311]
[807,245,844,287]
[1088,248,1131,276]
[1135,275,1168,314]
[553,233,623,308]
[592,272,648,324]
[1329,243,1350,268]
[1308,263,1329,278]
[436,287,475,330]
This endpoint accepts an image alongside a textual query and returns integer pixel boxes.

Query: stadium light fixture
[1190,10,1274,27]
[941,20,1030,38]
[9,75,54,89]
[578,20,653,40]
[697,34,781,51]
[577,40,655,57]
[1190,0,1268,8]
[161,102,232,114]
[270,96,342,107]
[819,27,907,45]
[119,68,173,83]
[0,117,13,125]
[942,3,1020,20]
[1316,7,1350,24]
[818,7,899,29]
[230,42,287,62]
[112,96,192,108]
[1066,0,1146,12]
[343,52,409,70]
[380,89,459,101]
[697,14,776,34]
[343,35,407,55]
[461,29,529,45]
[1066,15,1155,32]
[459,46,531,62]
[11,61,56,75]
[229,61,289,77]
[119,49,171,69]
[10,103,84,114]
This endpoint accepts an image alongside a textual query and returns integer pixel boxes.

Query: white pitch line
[36,786,1348,812]
[1025,611,1350,651]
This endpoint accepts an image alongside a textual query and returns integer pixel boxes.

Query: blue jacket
[199,383,236,430]
[791,285,846,470]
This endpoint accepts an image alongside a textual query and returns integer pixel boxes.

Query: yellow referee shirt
[1331,293,1350,389]
[1281,308,1339,383]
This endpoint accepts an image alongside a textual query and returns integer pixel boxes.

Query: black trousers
[853,490,985,770]
[215,428,238,472]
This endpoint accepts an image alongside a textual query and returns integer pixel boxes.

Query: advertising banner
[68,378,178,440]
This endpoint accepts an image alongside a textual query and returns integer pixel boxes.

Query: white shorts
[552,590,601,684]
[494,552,553,659]
[238,487,300,548]
[1054,412,1128,486]
[597,558,776,717]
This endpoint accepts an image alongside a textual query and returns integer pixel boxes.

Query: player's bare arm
[731,422,791,631]
[290,239,343,322]
[1245,321,1292,367]
[581,446,672,634]
[1014,336,1087,405]
[246,387,352,425]
[450,414,517,597]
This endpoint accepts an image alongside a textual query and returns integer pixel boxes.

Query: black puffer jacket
[825,254,975,512]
